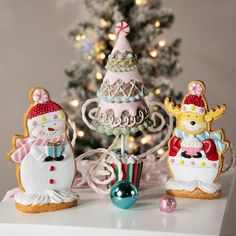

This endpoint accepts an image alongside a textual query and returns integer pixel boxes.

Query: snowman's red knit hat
[181,81,206,114]
[27,89,62,119]
[27,88,64,132]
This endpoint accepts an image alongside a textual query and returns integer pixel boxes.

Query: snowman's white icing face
[31,120,65,139]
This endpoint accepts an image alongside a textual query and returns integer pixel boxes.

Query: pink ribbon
[1,187,20,203]
[141,153,168,184]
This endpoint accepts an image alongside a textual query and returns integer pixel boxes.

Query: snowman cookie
[164,80,229,199]
[7,88,79,213]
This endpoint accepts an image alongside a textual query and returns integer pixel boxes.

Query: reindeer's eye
[187,115,190,117]
[196,116,198,118]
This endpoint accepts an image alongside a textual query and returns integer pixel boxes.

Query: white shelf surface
[0,169,235,236]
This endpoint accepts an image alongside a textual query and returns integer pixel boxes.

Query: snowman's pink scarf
[1,188,20,203]
[10,134,65,163]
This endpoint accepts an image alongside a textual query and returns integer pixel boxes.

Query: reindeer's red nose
[48,127,55,131]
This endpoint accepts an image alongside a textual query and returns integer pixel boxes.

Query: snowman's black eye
[54,123,56,125]
[42,125,44,128]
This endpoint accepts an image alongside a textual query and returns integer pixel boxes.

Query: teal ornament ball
[110,181,138,209]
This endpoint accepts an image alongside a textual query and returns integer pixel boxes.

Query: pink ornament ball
[159,195,177,213]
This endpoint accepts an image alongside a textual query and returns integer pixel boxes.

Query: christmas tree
[62,0,182,155]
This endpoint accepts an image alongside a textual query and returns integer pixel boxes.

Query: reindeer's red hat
[181,81,206,114]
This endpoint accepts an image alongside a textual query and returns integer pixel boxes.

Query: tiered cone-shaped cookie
[93,21,151,137]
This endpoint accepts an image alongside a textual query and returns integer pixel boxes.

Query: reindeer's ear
[205,104,226,122]
[164,97,181,117]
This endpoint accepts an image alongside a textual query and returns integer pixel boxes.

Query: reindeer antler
[205,104,226,122]
[164,97,181,117]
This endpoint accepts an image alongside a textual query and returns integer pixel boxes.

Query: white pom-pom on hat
[188,81,203,97]
[32,88,49,104]
[115,21,130,37]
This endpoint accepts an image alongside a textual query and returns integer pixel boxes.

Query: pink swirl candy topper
[188,82,203,97]
[32,88,49,104]
[115,21,130,37]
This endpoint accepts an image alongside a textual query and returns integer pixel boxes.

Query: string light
[70,99,79,107]
[96,72,103,80]
[108,33,116,41]
[141,135,152,144]
[99,52,106,60]
[86,82,96,91]
[155,88,161,95]
[152,106,158,112]
[135,0,148,5]
[155,20,161,28]
[127,136,138,153]
[75,35,81,42]
[87,55,92,60]
[100,18,110,28]
[149,49,158,58]
[78,130,85,137]
[159,39,167,47]
[97,41,106,51]
[157,148,165,155]
[129,136,135,142]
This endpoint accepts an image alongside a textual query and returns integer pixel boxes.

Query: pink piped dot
[53,115,58,119]
[191,161,195,165]
[200,108,205,113]
[32,120,37,126]
[170,158,175,163]
[213,163,217,168]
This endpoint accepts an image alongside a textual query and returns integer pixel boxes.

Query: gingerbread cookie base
[15,200,78,214]
[166,188,221,200]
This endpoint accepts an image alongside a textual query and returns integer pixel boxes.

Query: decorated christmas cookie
[164,80,229,199]
[7,88,79,213]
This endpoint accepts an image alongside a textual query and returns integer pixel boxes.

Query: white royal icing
[168,152,219,183]
[166,178,221,194]
[167,148,221,193]
[181,135,203,149]
[20,141,75,194]
[15,189,78,205]
[106,153,140,164]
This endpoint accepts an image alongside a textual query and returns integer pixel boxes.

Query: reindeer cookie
[164,80,229,199]
[7,88,79,213]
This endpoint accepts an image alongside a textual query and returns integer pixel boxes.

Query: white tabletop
[0,169,235,236]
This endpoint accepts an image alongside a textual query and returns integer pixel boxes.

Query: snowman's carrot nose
[48,127,55,131]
